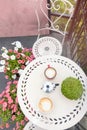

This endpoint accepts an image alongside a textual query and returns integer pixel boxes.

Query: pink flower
[3,102,7,108]
[28,57,33,62]
[12,115,16,121]
[16,54,20,59]
[16,97,18,103]
[16,122,19,129]
[24,117,28,121]
[13,80,18,84]
[18,60,22,64]
[13,128,16,130]
[8,104,11,109]
[11,89,16,93]
[5,88,10,93]
[14,50,18,53]
[22,48,28,52]
[2,107,6,111]
[5,75,8,79]
[5,93,10,99]
[0,91,5,98]
[21,59,25,64]
[7,81,12,85]
[25,56,30,60]
[21,120,24,125]
[0,99,4,104]
[8,98,13,104]
[17,111,20,115]
[6,85,10,90]
[6,123,10,128]
[29,48,32,51]
[30,55,34,59]
[4,68,7,73]
[13,105,17,112]
[21,65,25,69]
[12,70,17,74]
[8,49,13,53]
[11,104,15,109]
[6,62,9,65]
[25,48,29,52]
[0,125,4,129]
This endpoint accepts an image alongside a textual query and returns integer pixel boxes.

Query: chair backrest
[37,0,74,46]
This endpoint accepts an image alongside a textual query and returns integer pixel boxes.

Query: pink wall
[0,0,48,37]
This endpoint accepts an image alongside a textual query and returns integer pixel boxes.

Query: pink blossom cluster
[4,48,34,80]
[0,80,28,130]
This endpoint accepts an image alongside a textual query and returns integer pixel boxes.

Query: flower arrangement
[0,41,34,130]
[0,41,34,80]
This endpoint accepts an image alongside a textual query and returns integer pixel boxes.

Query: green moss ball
[61,77,83,100]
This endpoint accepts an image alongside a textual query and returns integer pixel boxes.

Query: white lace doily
[32,37,62,58]
[17,55,87,130]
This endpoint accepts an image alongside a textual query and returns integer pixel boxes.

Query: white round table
[17,55,87,130]
[32,36,62,58]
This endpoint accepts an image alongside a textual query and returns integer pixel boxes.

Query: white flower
[14,47,18,51]
[1,47,7,51]
[15,67,19,70]
[0,60,5,65]
[1,47,8,53]
[0,66,5,72]
[2,53,9,59]
[15,41,22,48]
[18,69,23,75]
[12,75,16,79]
[10,55,16,60]
[7,67,10,70]
[4,49,8,54]
[12,41,24,49]
[21,53,25,57]
[11,42,16,45]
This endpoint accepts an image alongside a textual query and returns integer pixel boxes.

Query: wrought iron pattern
[36,0,74,45]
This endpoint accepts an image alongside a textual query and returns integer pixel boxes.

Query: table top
[17,55,87,130]
[32,36,62,58]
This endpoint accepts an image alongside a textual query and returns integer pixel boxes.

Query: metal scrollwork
[35,0,75,45]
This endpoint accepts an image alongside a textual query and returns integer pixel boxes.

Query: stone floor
[0,35,87,130]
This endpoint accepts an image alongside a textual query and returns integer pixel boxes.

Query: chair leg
[76,123,87,130]
[74,124,80,130]
[85,114,87,117]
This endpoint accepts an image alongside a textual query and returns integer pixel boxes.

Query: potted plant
[0,41,34,130]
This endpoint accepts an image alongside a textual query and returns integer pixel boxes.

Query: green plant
[61,77,83,100]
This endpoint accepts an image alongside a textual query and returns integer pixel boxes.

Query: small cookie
[38,97,53,112]
[44,66,57,79]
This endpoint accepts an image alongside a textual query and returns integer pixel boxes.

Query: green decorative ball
[61,77,83,100]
